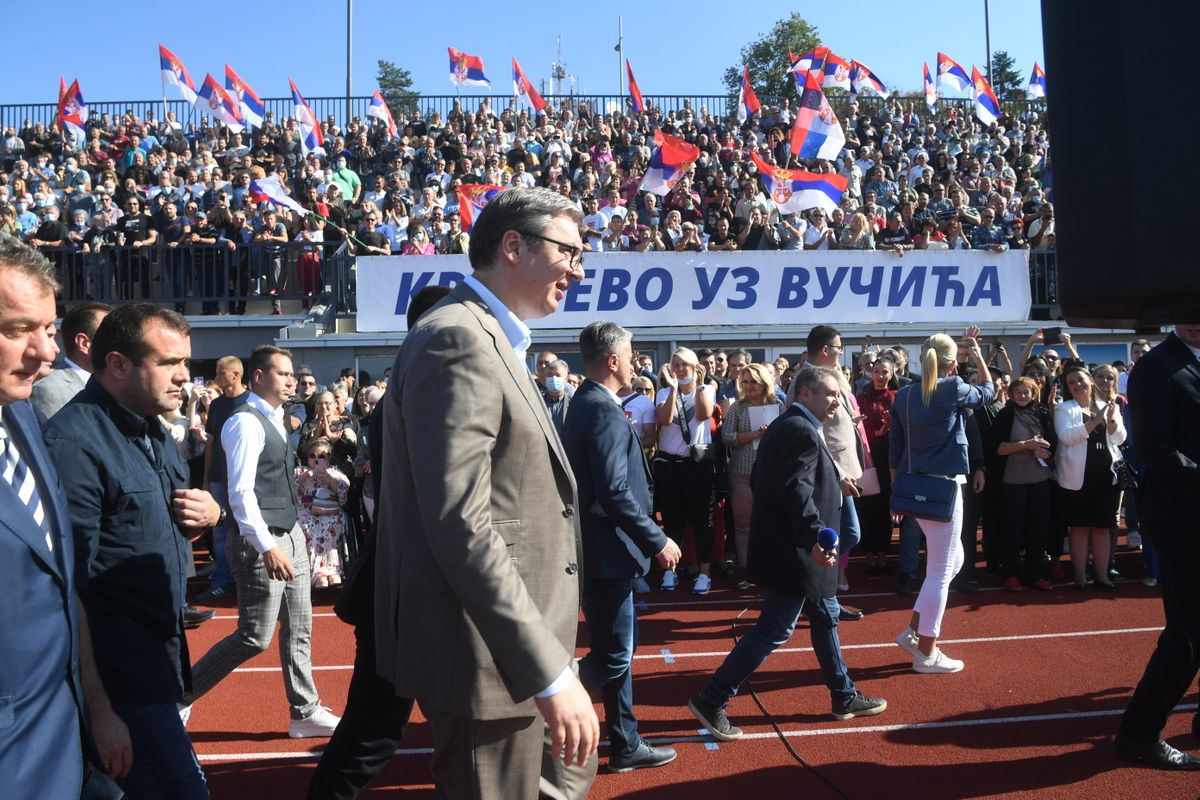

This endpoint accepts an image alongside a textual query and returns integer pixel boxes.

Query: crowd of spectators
[0,91,1053,310]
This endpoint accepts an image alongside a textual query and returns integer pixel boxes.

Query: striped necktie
[0,415,53,553]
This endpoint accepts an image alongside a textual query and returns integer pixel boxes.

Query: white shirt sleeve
[222,412,278,554]
[534,665,575,698]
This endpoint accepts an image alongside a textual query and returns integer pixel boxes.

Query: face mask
[545,375,566,393]
[66,164,77,174]
[678,373,694,386]
[649,216,659,226]
[16,202,26,212]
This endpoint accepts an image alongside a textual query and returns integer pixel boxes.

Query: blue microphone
[817,527,839,553]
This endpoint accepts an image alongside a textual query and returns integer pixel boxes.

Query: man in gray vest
[186,345,341,737]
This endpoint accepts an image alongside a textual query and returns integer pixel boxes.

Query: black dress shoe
[838,606,864,621]
[1108,568,1122,582]
[896,572,914,596]
[607,741,678,773]
[183,605,216,629]
[950,579,980,594]
[1115,733,1200,770]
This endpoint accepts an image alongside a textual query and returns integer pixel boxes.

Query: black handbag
[889,391,958,523]
[1112,459,1139,492]
[676,391,714,463]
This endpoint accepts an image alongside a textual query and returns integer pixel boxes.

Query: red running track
[185,547,1199,798]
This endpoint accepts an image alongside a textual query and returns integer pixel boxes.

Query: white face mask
[545,375,566,393]
[677,373,694,386]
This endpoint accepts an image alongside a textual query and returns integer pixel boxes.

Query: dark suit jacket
[0,401,87,798]
[562,380,666,580]
[747,405,841,599]
[1128,332,1200,533]
[374,282,583,720]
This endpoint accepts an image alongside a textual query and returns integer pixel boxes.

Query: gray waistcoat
[232,403,298,531]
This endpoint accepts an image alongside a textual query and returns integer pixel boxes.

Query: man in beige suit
[375,187,599,798]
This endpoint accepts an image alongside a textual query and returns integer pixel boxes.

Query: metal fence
[2,94,1046,131]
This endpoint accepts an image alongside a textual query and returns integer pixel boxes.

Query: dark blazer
[0,401,87,799]
[1128,332,1200,531]
[747,405,841,599]
[562,379,667,579]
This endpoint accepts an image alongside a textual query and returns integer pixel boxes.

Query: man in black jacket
[1116,325,1200,770]
[687,367,886,740]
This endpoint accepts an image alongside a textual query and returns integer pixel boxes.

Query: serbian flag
[448,47,491,87]
[923,62,938,110]
[58,78,87,147]
[224,65,265,129]
[457,184,505,231]
[626,59,646,113]
[937,52,971,93]
[195,74,244,133]
[751,152,846,215]
[971,66,1001,125]
[818,49,852,91]
[289,78,324,156]
[1028,62,1047,98]
[849,60,888,98]
[367,90,399,139]
[737,65,761,123]
[159,44,197,104]
[639,130,700,196]
[790,70,846,161]
[249,176,309,215]
[512,58,546,114]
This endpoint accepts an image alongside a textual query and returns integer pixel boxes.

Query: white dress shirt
[222,391,289,554]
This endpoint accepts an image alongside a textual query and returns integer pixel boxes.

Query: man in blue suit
[687,367,887,740]
[562,321,682,774]
[0,238,90,799]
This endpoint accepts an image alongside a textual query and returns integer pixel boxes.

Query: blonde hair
[739,363,775,405]
[1091,364,1119,401]
[920,333,958,406]
[215,355,244,375]
[671,346,698,367]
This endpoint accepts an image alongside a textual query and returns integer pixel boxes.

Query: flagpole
[346,0,353,124]
[983,0,992,85]
[617,17,624,103]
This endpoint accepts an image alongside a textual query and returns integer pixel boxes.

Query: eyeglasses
[515,229,584,272]
[307,454,328,462]
[1042,354,1059,362]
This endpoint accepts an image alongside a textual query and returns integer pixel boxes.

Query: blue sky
[3,1,1044,104]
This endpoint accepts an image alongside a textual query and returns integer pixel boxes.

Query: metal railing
[1,94,1046,131]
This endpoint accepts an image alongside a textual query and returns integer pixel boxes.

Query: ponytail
[919,333,958,406]
[921,347,939,406]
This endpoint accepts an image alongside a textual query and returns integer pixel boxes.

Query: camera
[1042,327,1063,346]
[328,418,347,432]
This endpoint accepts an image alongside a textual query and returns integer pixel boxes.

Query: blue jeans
[898,516,924,577]
[111,701,208,799]
[578,577,640,754]
[699,590,856,711]
[208,481,233,592]
[840,495,861,554]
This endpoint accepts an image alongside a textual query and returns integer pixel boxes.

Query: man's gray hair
[547,359,571,373]
[579,320,632,367]
[0,234,60,294]
[364,386,385,404]
[467,187,584,271]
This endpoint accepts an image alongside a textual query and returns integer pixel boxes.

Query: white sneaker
[913,648,964,674]
[660,570,678,591]
[693,574,711,595]
[288,706,341,738]
[895,627,920,657]
[178,705,192,728]
[1126,531,1142,550]
[633,576,651,594]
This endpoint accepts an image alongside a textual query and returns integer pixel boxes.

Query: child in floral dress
[296,440,350,587]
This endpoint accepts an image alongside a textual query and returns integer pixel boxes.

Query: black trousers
[306,624,414,800]
[653,455,715,564]
[957,484,984,582]
[999,481,1050,581]
[1119,523,1200,742]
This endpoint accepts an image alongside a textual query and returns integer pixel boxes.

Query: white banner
[355,250,1031,333]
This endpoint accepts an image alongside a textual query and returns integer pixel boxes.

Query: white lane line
[197,703,1198,763]
[227,626,1164,674]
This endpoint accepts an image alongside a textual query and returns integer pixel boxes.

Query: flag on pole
[512,58,547,113]
[195,74,244,133]
[448,48,491,87]
[923,63,938,111]
[457,184,506,231]
[790,70,846,161]
[818,49,852,91]
[224,65,265,129]
[750,152,847,215]
[58,79,87,147]
[249,175,309,215]
[849,60,888,98]
[626,59,646,113]
[737,65,761,123]
[289,78,325,156]
[367,90,399,139]
[1028,62,1047,98]
[936,52,971,93]
[159,44,198,104]
[971,66,1001,125]
[639,130,700,196]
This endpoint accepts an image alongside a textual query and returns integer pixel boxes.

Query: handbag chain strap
[674,390,692,446]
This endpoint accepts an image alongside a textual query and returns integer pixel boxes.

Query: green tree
[376,59,420,117]
[722,12,821,105]
[989,50,1023,101]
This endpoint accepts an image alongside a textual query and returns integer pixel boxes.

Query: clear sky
[2,1,1044,104]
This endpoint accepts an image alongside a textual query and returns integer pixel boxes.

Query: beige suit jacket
[374,282,583,720]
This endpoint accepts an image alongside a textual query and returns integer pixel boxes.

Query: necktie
[0,414,54,553]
